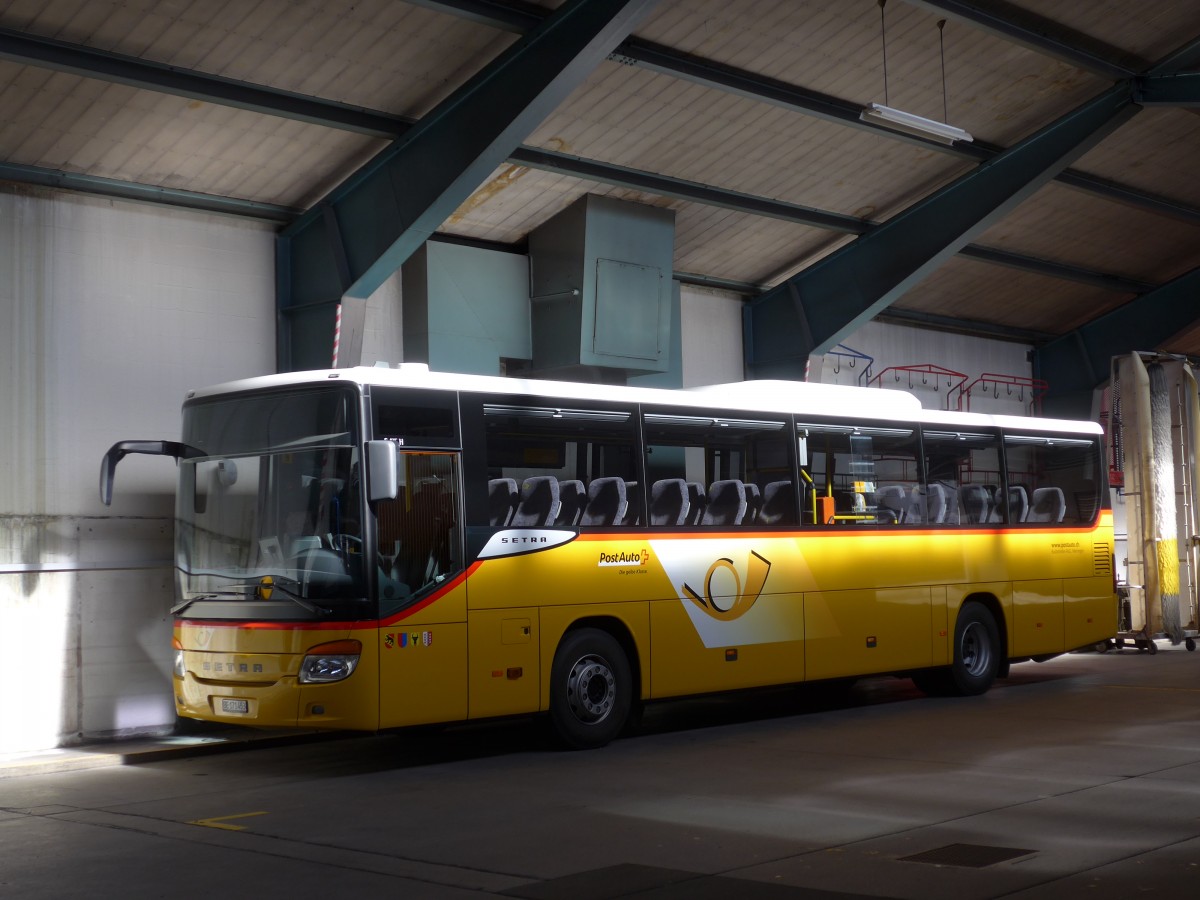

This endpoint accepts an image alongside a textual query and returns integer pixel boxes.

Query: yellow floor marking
[189,811,268,831]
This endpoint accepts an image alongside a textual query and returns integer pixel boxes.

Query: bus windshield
[174,387,367,618]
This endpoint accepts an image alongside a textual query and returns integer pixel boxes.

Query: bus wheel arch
[947,596,1003,695]
[915,594,1004,696]
[548,620,638,750]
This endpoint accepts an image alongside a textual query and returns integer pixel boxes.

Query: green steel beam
[744,84,1140,379]
[1136,72,1200,106]
[0,26,403,138]
[0,161,301,222]
[904,0,1135,80]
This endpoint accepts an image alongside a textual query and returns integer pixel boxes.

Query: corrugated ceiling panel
[1073,107,1200,210]
[973,181,1200,283]
[894,256,1135,334]
[0,0,515,118]
[1016,0,1200,64]
[634,0,1111,147]
[1160,319,1200,357]
[0,59,385,206]
[522,62,975,223]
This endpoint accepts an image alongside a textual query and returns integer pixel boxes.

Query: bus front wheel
[549,628,632,750]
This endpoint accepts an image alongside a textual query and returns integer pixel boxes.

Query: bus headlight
[173,637,185,678]
[299,640,362,684]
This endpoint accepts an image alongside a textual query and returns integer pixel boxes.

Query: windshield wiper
[171,590,249,615]
[266,579,333,616]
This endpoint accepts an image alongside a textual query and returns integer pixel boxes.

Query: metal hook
[833,356,841,375]
[922,373,928,385]
[994,383,1000,399]
[849,358,856,369]
[1006,383,1013,396]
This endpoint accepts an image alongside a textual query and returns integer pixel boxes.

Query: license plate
[220,698,249,714]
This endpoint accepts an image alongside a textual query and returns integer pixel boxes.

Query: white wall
[680,285,744,387]
[0,185,275,752]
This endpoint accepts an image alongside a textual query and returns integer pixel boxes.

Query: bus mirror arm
[99,440,195,506]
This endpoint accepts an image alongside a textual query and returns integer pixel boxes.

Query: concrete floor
[2,643,1199,899]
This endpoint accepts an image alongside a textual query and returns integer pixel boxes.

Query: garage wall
[0,185,275,753]
[811,319,1037,417]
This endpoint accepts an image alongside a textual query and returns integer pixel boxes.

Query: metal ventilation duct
[528,194,675,378]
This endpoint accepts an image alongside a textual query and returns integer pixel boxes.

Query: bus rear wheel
[549,628,632,750]
[914,601,1001,697]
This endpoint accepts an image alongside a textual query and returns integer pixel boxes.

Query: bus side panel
[538,601,652,708]
[931,585,950,665]
[1012,580,1066,657]
[803,587,933,681]
[377,622,467,728]
[1065,576,1118,649]
[468,607,540,719]
[648,595,805,698]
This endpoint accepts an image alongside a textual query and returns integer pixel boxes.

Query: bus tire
[913,602,1001,697]
[549,628,632,750]
[947,601,1000,696]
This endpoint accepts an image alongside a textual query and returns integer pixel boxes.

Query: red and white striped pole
[331,302,342,367]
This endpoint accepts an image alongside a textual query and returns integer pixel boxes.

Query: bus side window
[644,409,790,526]
[481,402,637,527]
[922,429,1003,525]
[800,422,919,526]
[1005,434,1099,526]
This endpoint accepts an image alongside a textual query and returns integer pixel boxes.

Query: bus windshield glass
[175,387,367,617]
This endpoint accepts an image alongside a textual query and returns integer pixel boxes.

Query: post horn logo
[681,550,771,621]
[257,576,274,601]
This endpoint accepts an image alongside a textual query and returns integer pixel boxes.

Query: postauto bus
[101,364,1116,748]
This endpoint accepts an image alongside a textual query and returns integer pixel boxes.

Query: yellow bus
[101,364,1116,748]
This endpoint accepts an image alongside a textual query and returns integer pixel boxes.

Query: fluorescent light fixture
[860,103,973,145]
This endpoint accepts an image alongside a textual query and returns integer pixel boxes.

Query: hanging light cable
[938,18,949,125]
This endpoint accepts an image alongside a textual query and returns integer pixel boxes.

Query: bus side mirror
[99,440,190,506]
[367,440,399,501]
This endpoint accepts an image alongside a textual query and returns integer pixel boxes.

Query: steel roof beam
[0,27,405,138]
[0,161,301,221]
[743,84,1140,379]
[1136,72,1200,106]
[903,0,1136,80]
[1034,264,1200,416]
[1149,35,1200,75]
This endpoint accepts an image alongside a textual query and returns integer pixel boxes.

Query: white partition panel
[0,186,274,751]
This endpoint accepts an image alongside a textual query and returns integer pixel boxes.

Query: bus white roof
[186,364,1101,435]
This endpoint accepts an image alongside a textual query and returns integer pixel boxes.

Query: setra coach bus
[101,364,1116,748]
